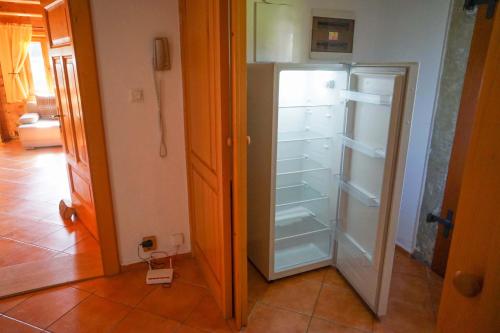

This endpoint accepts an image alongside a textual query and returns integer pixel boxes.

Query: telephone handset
[153,37,170,158]
[153,37,171,71]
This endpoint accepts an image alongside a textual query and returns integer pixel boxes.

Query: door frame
[53,0,120,275]
[230,0,248,328]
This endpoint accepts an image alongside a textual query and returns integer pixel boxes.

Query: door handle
[51,114,61,119]
[247,136,251,145]
[426,209,453,238]
[453,271,483,297]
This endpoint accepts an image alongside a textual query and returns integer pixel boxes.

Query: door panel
[43,0,97,239]
[336,66,407,315]
[180,0,232,317]
[437,9,500,331]
[43,0,71,47]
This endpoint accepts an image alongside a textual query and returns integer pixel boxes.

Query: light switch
[129,89,144,103]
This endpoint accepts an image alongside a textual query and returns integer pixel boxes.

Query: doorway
[0,0,118,297]
[241,0,450,332]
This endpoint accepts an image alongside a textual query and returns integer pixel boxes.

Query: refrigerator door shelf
[340,135,386,159]
[336,175,381,207]
[340,90,392,106]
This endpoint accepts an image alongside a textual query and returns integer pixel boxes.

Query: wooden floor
[247,247,443,333]
[0,140,102,298]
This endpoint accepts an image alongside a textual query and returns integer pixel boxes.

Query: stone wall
[413,0,476,264]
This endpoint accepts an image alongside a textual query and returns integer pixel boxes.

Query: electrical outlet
[170,233,184,247]
[142,236,157,252]
[129,89,144,103]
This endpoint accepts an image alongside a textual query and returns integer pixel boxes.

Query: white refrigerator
[247,63,412,315]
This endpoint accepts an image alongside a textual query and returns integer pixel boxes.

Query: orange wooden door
[436,8,500,333]
[431,5,494,276]
[41,0,97,238]
[179,0,232,317]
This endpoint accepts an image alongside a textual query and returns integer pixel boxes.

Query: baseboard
[395,244,412,257]
[120,252,193,272]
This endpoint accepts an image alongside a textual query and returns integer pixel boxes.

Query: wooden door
[41,0,97,238]
[179,0,232,317]
[431,5,494,276]
[436,8,500,332]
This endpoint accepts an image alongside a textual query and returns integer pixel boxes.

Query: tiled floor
[0,249,443,333]
[0,140,101,268]
[246,247,443,333]
[0,256,229,332]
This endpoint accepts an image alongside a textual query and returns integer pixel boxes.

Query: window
[28,42,50,95]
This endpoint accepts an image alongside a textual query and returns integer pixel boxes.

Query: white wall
[90,0,190,264]
[248,0,452,251]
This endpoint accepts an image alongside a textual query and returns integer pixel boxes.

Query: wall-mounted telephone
[152,37,170,158]
[153,37,171,71]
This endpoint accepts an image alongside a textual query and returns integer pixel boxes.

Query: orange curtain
[0,24,33,103]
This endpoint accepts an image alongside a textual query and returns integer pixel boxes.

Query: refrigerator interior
[274,68,347,273]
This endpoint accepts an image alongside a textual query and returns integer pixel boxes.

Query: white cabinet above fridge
[247,63,414,316]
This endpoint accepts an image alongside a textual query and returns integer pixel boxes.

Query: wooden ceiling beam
[0,1,40,5]
[0,2,42,17]
[0,15,44,28]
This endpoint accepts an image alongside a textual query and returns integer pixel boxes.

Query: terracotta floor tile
[48,295,131,333]
[0,238,58,268]
[5,286,90,329]
[389,273,432,312]
[260,275,322,315]
[89,269,157,307]
[323,268,349,288]
[296,267,327,283]
[137,280,207,322]
[0,219,63,244]
[392,249,427,279]
[175,257,208,287]
[314,284,374,332]
[308,317,366,333]
[0,294,31,313]
[175,325,207,333]
[0,315,42,333]
[373,299,435,333]
[247,262,269,301]
[245,302,309,333]
[63,236,101,256]
[112,309,180,333]
[184,295,232,332]
[33,223,90,251]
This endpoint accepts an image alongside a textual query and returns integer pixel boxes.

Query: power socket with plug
[141,236,157,252]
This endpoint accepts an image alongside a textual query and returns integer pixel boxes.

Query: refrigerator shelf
[340,90,392,106]
[276,156,329,175]
[278,130,332,142]
[275,216,330,241]
[275,242,331,273]
[275,184,329,207]
[340,135,386,159]
[336,176,380,207]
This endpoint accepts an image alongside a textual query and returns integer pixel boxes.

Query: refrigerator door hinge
[464,0,498,19]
